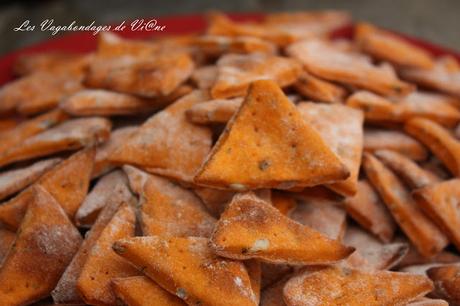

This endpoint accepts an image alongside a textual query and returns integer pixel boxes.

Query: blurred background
[0,0,459,55]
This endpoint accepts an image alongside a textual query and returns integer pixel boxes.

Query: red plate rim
[0,12,459,86]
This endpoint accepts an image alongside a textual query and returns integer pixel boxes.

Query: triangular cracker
[427,264,460,304]
[186,97,243,124]
[109,90,213,183]
[209,192,353,264]
[76,203,138,305]
[113,236,258,306]
[413,179,460,252]
[139,173,216,237]
[344,180,397,243]
[194,80,349,190]
[293,71,347,104]
[0,148,95,230]
[297,102,363,196]
[111,276,186,306]
[0,185,82,305]
[363,153,448,257]
[283,266,433,306]
[0,117,110,168]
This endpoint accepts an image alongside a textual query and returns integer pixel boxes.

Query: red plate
[0,13,459,86]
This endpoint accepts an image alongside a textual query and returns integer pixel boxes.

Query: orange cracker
[396,242,460,269]
[92,126,137,177]
[245,259,262,305]
[0,71,82,115]
[283,266,433,306]
[85,52,194,98]
[0,117,110,168]
[138,173,216,237]
[113,236,258,306]
[287,39,414,96]
[0,148,95,230]
[0,228,15,264]
[194,80,349,190]
[363,128,429,161]
[76,203,139,305]
[0,109,68,157]
[413,179,460,252]
[405,117,460,176]
[75,170,132,228]
[362,153,448,257]
[297,102,364,196]
[347,90,460,127]
[261,263,293,290]
[289,197,347,240]
[355,22,434,69]
[344,225,408,271]
[0,157,60,201]
[186,97,243,124]
[123,165,151,195]
[401,56,460,98]
[193,35,276,56]
[0,185,82,305]
[211,53,301,99]
[191,65,218,89]
[109,90,213,183]
[193,187,236,217]
[293,72,347,104]
[427,264,460,304]
[209,192,353,264]
[111,276,186,306]
[260,275,291,306]
[344,180,397,243]
[52,184,135,304]
[12,52,88,76]
[375,150,441,189]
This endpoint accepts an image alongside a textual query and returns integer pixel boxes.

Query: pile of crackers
[1,11,460,306]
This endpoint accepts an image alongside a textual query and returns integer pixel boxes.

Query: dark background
[0,0,459,55]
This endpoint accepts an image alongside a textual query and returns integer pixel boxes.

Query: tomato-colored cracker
[109,90,213,183]
[0,185,82,305]
[363,128,429,161]
[191,65,218,89]
[401,56,460,98]
[363,153,448,257]
[76,203,139,305]
[92,126,137,177]
[375,150,441,189]
[0,117,110,168]
[186,97,243,124]
[0,109,68,157]
[85,52,194,97]
[113,236,258,306]
[52,185,135,304]
[413,179,460,252]
[344,180,397,243]
[347,91,460,127]
[289,197,346,241]
[0,71,82,115]
[405,117,460,176]
[139,173,216,237]
[12,52,89,76]
[293,72,347,104]
[75,170,132,228]
[0,157,60,201]
[194,80,349,190]
[193,35,276,56]
[287,39,414,96]
[297,102,364,196]
[283,266,433,306]
[211,53,301,99]
[112,276,186,306]
[210,192,353,264]
[0,228,15,264]
[344,225,408,271]
[427,264,460,304]
[355,22,434,69]
[0,148,95,230]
